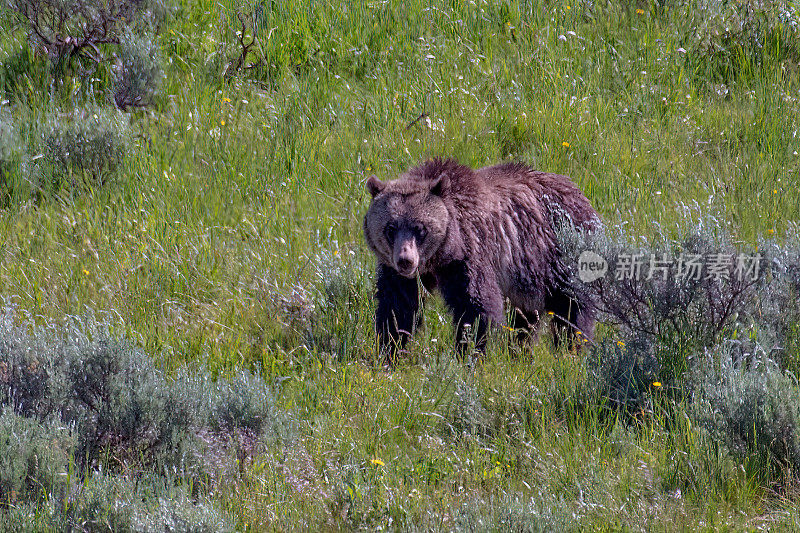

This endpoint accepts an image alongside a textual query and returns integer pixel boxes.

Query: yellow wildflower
[565,5,571,9]
[617,341,625,347]
[652,381,662,388]
[562,141,570,148]
[636,9,645,14]
[220,119,225,126]
[82,269,90,276]
[223,97,231,103]
[371,458,385,466]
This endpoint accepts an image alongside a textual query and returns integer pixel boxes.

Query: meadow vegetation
[1,0,800,529]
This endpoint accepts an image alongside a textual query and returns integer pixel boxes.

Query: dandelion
[223,97,231,103]
[773,190,778,194]
[562,141,570,148]
[636,8,645,14]
[82,269,90,276]
[652,381,662,388]
[547,311,554,316]
[768,229,775,235]
[617,340,625,347]
[220,119,225,126]
[371,458,385,466]
[565,5,571,9]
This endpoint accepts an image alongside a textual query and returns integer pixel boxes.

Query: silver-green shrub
[58,473,138,531]
[0,113,20,203]
[0,113,14,172]
[63,329,195,469]
[0,304,290,473]
[207,370,285,436]
[407,492,577,533]
[556,213,777,384]
[0,472,235,531]
[130,487,235,533]
[554,211,800,435]
[754,227,800,372]
[585,333,660,416]
[0,306,70,420]
[691,341,800,481]
[443,379,490,440]
[114,29,163,111]
[451,493,577,533]
[43,107,129,189]
[0,306,195,469]
[0,410,74,507]
[306,245,372,361]
[0,306,278,527]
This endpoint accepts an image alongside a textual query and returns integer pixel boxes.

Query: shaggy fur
[364,158,599,365]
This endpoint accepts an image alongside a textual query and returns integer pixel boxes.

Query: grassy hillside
[2,0,800,530]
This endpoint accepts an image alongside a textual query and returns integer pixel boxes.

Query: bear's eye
[384,223,398,244]
[414,225,428,242]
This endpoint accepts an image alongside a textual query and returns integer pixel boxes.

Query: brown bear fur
[363,158,599,365]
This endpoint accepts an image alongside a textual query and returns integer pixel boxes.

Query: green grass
[2,0,800,529]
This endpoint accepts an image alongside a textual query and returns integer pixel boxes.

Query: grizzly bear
[363,158,599,365]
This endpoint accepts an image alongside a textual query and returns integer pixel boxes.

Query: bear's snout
[396,256,415,272]
[393,233,419,277]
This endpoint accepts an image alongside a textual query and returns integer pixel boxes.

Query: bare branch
[8,0,144,73]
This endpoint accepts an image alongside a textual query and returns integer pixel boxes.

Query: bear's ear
[430,174,450,196]
[366,175,386,198]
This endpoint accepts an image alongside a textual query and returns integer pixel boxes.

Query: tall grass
[1,0,800,529]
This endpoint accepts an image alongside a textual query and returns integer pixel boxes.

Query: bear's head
[363,174,450,278]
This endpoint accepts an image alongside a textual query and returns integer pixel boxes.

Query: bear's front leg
[375,262,421,366]
[437,261,504,354]
[545,289,595,352]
